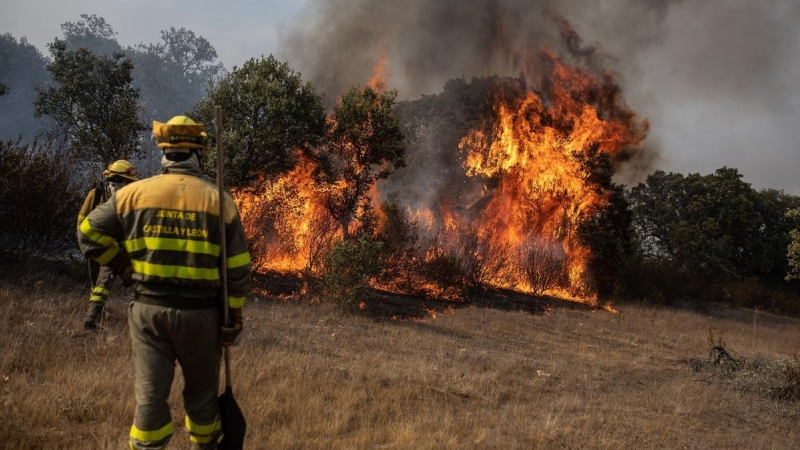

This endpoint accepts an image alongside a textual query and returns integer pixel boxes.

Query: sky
[2,0,799,194]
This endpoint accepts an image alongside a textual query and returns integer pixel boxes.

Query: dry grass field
[1,268,799,449]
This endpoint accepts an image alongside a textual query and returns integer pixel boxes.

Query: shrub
[516,237,568,295]
[0,138,85,255]
[420,247,468,297]
[435,222,513,288]
[318,234,384,309]
[777,356,800,401]
[376,202,423,293]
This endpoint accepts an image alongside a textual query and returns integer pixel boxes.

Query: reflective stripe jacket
[77,164,251,308]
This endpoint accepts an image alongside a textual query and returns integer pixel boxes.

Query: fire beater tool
[216,105,247,450]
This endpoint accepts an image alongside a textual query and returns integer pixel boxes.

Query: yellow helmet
[103,160,138,181]
[152,115,207,149]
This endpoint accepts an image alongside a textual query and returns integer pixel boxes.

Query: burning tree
[192,55,326,188]
[191,56,329,277]
[222,19,648,304]
[386,50,646,301]
[315,85,405,240]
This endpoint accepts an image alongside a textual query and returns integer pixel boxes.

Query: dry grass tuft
[2,278,800,449]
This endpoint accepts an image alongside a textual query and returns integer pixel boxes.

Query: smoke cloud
[283,0,679,101]
[281,0,800,193]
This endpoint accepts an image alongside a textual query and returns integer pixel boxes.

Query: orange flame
[236,44,645,306]
[368,53,389,92]
[232,153,337,274]
[452,52,643,299]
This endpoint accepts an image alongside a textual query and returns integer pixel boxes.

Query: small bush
[432,222,513,289]
[517,237,568,295]
[776,356,800,401]
[318,234,384,309]
[376,202,423,293]
[0,138,85,254]
[420,247,468,296]
[689,345,800,402]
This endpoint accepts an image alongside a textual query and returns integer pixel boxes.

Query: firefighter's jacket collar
[161,153,202,177]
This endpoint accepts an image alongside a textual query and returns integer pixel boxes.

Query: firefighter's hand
[220,307,243,347]
[120,265,135,287]
[108,251,135,287]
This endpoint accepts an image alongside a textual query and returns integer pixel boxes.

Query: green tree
[0,82,7,96]
[60,14,121,55]
[787,208,800,281]
[576,143,634,299]
[130,27,224,120]
[318,234,385,308]
[34,38,146,165]
[317,86,405,240]
[191,55,326,187]
[629,167,796,284]
[748,189,800,281]
[0,34,51,141]
[127,27,225,175]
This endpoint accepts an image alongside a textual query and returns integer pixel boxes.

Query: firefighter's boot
[83,302,105,329]
[191,441,217,450]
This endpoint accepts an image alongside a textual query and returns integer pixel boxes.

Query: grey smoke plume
[281,0,677,187]
[281,0,800,194]
[282,0,679,101]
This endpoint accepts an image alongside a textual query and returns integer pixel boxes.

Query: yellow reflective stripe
[131,260,220,281]
[190,434,214,444]
[130,422,173,442]
[185,416,222,443]
[184,415,222,434]
[90,286,111,302]
[79,219,115,247]
[229,296,245,308]
[78,214,86,224]
[124,237,220,256]
[227,252,250,269]
[95,243,119,265]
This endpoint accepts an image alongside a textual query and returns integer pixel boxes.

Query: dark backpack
[91,182,106,210]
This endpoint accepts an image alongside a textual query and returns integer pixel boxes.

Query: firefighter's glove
[120,265,135,287]
[107,251,135,287]
[220,307,243,347]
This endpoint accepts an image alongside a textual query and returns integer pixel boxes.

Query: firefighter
[77,115,251,450]
[78,159,139,329]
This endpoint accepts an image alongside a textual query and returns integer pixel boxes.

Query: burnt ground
[0,254,595,320]
[251,270,595,320]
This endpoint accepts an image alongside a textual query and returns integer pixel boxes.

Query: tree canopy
[191,55,326,187]
[317,86,405,240]
[786,208,800,281]
[61,14,121,55]
[129,27,225,121]
[0,34,51,141]
[629,167,800,284]
[34,38,146,165]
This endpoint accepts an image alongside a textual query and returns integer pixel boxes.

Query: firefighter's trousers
[89,265,115,305]
[128,301,223,450]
